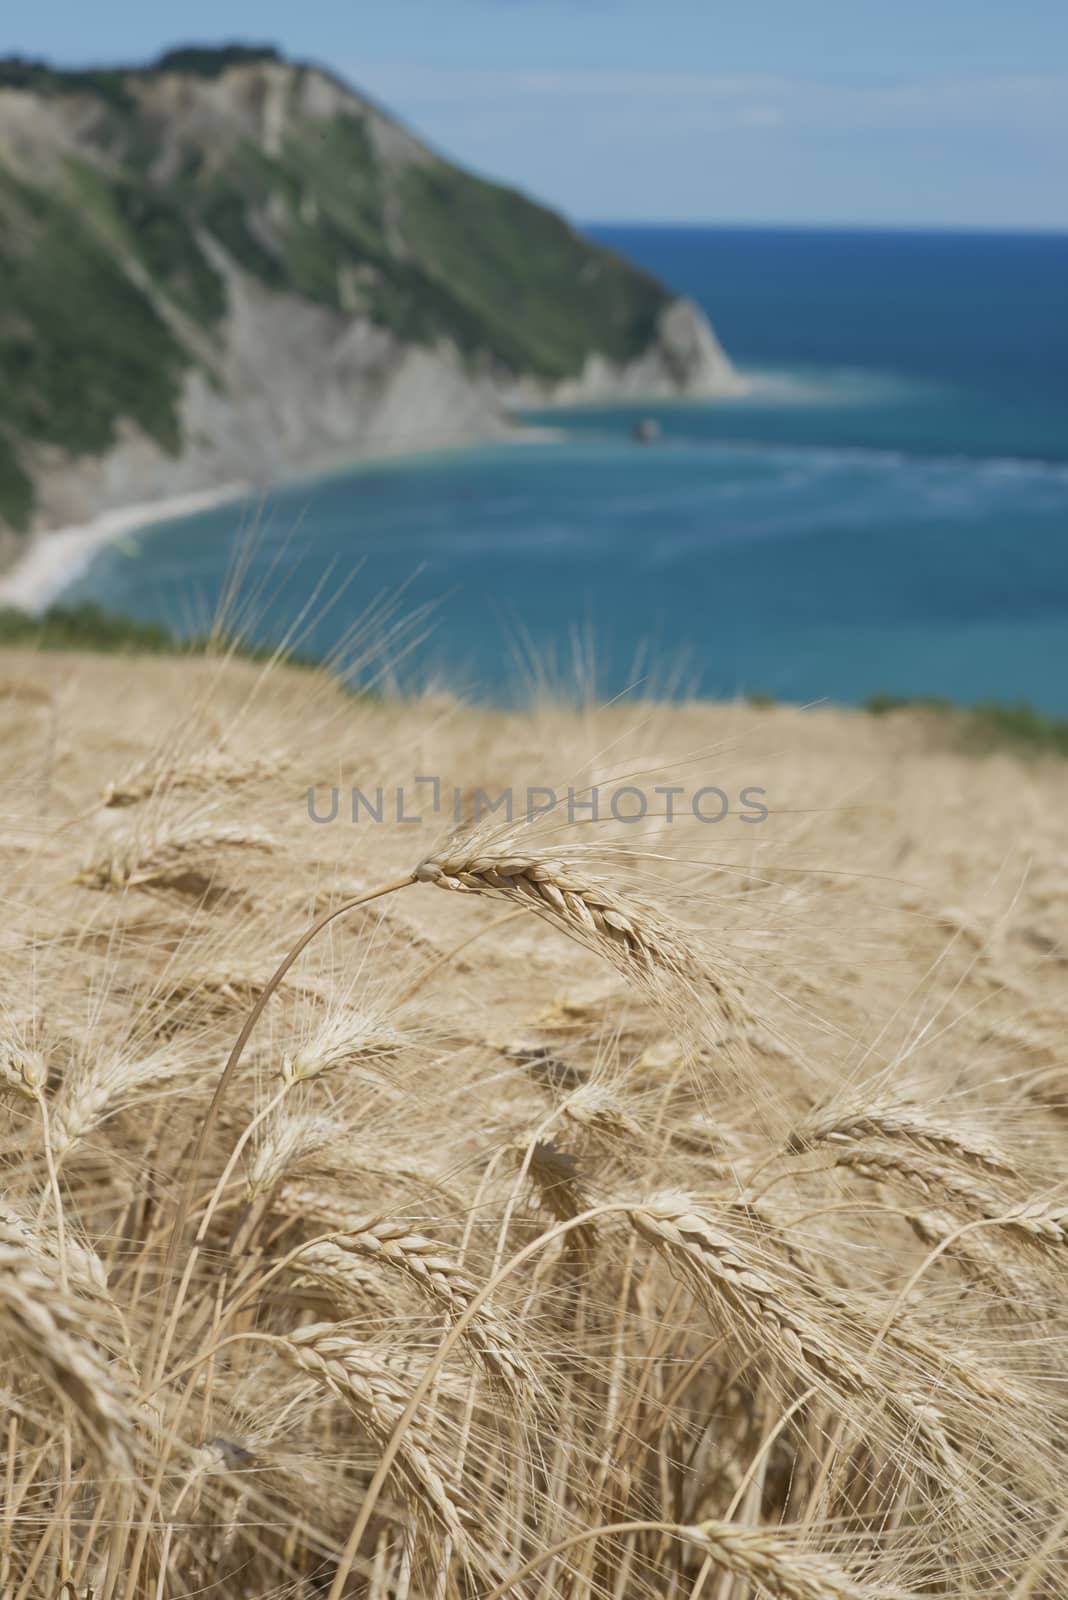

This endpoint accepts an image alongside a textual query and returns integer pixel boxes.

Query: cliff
[0,45,739,553]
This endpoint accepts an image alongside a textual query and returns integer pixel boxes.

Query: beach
[0,412,579,622]
[0,482,251,614]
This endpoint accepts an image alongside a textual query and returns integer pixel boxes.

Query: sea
[59,226,1068,710]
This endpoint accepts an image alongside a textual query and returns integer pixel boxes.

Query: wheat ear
[483,1517,913,1600]
[833,1150,1068,1252]
[1,1037,47,1098]
[629,1196,955,1463]
[76,823,274,891]
[791,1107,1019,1179]
[679,1520,912,1600]
[414,843,740,1015]
[0,1220,133,1468]
[153,875,417,1386]
[294,1220,537,1400]
[104,748,284,807]
[279,1325,467,1544]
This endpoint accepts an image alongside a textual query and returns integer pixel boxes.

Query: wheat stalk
[719,1195,1037,1416]
[804,1267,1037,1413]
[907,1209,1034,1298]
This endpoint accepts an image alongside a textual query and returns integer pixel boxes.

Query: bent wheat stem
[153,874,416,1382]
[480,1517,907,1600]
[325,1202,632,1600]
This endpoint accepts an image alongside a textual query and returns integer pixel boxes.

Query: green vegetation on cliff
[0,169,192,528]
[0,46,283,95]
[398,165,665,379]
[0,44,677,534]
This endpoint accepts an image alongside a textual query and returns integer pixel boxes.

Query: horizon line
[581,217,1068,237]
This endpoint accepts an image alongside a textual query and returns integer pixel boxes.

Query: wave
[575,413,1068,486]
[730,364,941,409]
[684,435,1068,485]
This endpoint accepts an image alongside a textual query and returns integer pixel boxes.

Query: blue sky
[8,1,1068,227]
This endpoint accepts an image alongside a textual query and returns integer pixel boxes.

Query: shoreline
[0,482,252,615]
[0,421,569,617]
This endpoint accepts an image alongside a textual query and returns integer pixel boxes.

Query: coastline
[0,482,251,615]
[0,421,570,617]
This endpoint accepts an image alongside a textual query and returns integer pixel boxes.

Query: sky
[6,1,1068,228]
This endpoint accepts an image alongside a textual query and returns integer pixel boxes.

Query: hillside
[0,647,1065,1595]
[0,45,738,551]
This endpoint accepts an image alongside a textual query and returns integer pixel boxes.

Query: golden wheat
[0,1219,133,1469]
[0,647,1063,1599]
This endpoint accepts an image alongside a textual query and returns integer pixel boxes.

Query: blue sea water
[62,226,1068,709]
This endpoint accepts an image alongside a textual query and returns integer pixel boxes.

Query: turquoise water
[63,226,1068,709]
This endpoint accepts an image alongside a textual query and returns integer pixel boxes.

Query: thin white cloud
[344,60,1068,227]
[353,65,785,112]
[736,105,784,129]
[351,63,1068,135]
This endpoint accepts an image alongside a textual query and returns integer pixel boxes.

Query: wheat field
[0,646,1065,1599]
